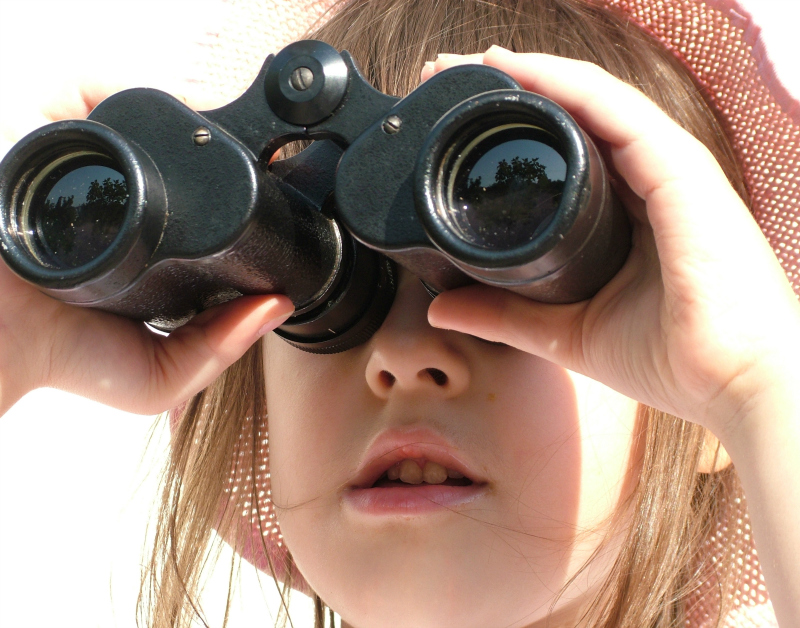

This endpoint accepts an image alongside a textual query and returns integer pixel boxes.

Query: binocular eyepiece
[0,40,630,353]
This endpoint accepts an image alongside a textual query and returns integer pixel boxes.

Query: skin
[265,268,642,628]
[1,48,799,625]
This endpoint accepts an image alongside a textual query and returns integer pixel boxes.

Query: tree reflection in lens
[31,156,128,269]
[451,127,566,250]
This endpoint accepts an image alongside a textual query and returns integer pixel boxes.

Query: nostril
[424,368,448,386]
[379,370,396,387]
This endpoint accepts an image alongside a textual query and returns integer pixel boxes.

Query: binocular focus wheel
[276,250,398,354]
[265,40,349,126]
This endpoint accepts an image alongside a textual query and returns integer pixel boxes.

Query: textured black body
[0,40,631,352]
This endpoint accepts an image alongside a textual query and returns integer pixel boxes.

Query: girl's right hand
[424,48,800,446]
[0,83,294,417]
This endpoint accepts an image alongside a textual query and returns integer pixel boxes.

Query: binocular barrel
[0,40,630,354]
[0,116,344,316]
[336,87,629,303]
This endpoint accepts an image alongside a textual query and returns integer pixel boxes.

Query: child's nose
[364,270,470,399]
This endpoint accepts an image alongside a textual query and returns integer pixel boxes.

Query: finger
[147,295,294,406]
[37,74,216,127]
[481,47,663,147]
[420,53,485,82]
[428,284,588,370]
[51,295,293,415]
[480,46,743,211]
[434,53,486,71]
[479,46,771,294]
[420,61,436,83]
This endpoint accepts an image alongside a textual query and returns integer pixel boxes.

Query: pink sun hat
[173,0,797,625]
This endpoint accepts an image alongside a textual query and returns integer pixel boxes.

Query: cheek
[265,343,355,506]
[264,338,372,560]
[570,371,643,529]
[485,358,584,542]
[484,360,641,572]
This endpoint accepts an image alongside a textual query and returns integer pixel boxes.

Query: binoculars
[0,41,630,353]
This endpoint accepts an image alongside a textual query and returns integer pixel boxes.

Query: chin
[330,583,494,628]
[287,526,562,628]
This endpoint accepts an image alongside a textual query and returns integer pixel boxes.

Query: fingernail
[424,61,435,71]
[427,306,448,330]
[258,309,293,337]
[487,44,511,54]
[437,53,460,60]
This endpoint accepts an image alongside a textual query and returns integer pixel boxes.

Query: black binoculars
[0,40,630,353]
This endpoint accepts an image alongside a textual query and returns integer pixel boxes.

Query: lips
[349,429,485,488]
[344,428,488,516]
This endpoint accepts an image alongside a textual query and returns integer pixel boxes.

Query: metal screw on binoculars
[0,40,631,354]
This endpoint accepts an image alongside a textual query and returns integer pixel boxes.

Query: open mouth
[344,433,487,515]
[370,459,474,488]
[347,456,484,515]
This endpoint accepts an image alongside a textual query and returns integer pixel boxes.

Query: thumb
[135,295,294,413]
[428,284,587,368]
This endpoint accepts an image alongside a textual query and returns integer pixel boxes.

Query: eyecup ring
[275,243,397,354]
[0,119,166,302]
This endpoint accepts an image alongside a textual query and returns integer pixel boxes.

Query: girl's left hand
[424,47,800,444]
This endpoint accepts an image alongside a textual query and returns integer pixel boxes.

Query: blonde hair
[138,1,750,626]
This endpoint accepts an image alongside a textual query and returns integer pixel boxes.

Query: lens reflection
[24,152,128,268]
[448,124,566,249]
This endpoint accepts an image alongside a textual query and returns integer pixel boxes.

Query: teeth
[398,459,423,484]
[422,461,448,484]
[385,459,464,485]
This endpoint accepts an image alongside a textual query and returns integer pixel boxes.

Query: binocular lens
[446,124,566,250]
[21,151,129,269]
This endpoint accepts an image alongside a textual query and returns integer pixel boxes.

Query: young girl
[1,1,798,627]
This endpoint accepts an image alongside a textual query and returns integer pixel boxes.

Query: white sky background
[0,0,796,627]
[742,0,800,99]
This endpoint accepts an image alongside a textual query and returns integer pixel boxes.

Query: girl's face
[264,269,643,628]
